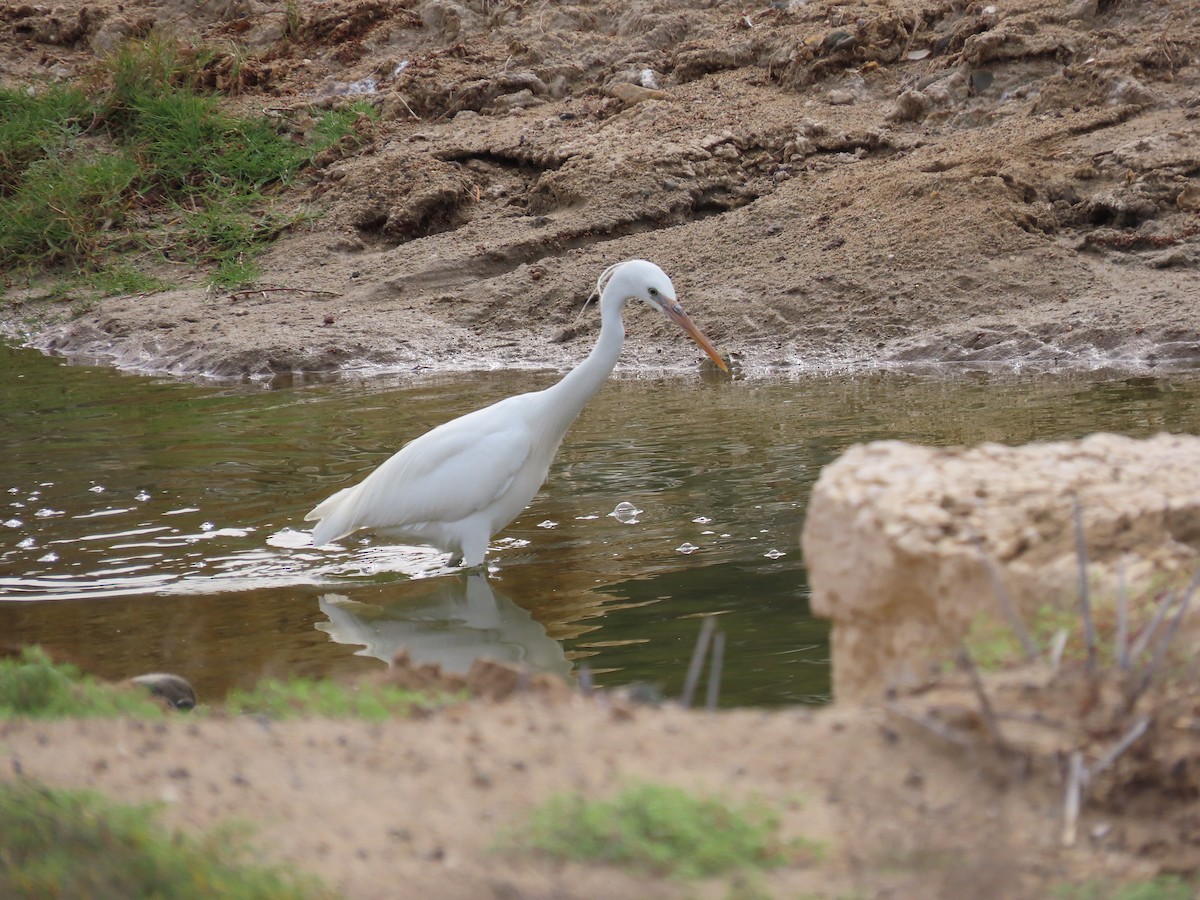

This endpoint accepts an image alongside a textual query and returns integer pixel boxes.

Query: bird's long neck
[541,288,626,433]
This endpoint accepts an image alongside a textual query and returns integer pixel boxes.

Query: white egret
[306,260,727,567]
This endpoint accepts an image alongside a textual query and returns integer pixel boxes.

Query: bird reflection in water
[316,574,571,676]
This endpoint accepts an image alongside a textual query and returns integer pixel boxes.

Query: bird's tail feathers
[306,485,358,547]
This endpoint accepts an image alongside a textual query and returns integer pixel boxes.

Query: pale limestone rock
[606,82,671,105]
[802,433,1200,701]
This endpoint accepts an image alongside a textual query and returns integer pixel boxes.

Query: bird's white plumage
[305,260,726,567]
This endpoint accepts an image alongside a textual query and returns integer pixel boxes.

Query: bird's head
[598,260,729,371]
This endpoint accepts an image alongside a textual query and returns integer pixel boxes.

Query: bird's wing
[335,407,536,532]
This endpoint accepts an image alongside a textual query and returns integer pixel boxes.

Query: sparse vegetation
[0,780,326,899]
[964,603,1078,671]
[0,647,163,719]
[226,676,452,720]
[1056,875,1195,900]
[513,782,815,878]
[0,35,374,293]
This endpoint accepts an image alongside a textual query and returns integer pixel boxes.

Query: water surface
[3,344,1198,705]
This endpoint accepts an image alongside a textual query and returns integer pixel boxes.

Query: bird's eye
[648,287,659,297]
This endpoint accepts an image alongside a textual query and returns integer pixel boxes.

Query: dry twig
[1123,579,1194,715]
[1062,750,1085,847]
[230,286,342,299]
[1048,629,1070,674]
[969,529,1038,660]
[1116,560,1130,671]
[1072,498,1098,673]
[1090,715,1151,779]
[955,647,1008,752]
[885,701,974,749]
[1127,588,1179,664]
[681,617,717,708]
[705,631,725,712]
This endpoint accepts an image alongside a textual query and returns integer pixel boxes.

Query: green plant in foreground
[1056,875,1194,900]
[964,604,1079,671]
[0,780,325,899]
[514,782,815,878]
[0,647,163,719]
[226,677,451,720]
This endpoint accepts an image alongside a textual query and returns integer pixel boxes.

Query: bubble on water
[676,542,699,555]
[3,518,23,528]
[89,484,106,493]
[200,521,215,532]
[34,508,64,518]
[575,514,599,520]
[10,502,24,509]
[610,501,642,524]
[7,487,19,494]
[720,533,731,538]
[763,549,786,559]
[692,516,712,524]
[38,552,58,562]
[360,561,378,576]
[536,520,558,529]
[135,491,151,502]
[17,537,37,549]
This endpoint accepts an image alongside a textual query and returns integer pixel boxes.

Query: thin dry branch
[1124,583,1193,715]
[885,701,974,749]
[705,631,725,712]
[1062,750,1085,847]
[1116,560,1130,671]
[1090,715,1151,780]
[969,529,1039,660]
[955,646,1008,752]
[1048,628,1069,673]
[1127,589,1179,664]
[230,286,342,299]
[1072,498,1098,673]
[681,617,717,708]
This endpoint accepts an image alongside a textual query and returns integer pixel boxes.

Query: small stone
[969,70,995,93]
[824,30,857,52]
[887,90,929,123]
[1177,184,1200,211]
[607,83,671,105]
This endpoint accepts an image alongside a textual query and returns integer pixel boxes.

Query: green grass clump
[1056,875,1195,900]
[964,604,1079,671]
[0,780,324,899]
[515,782,813,878]
[0,647,163,719]
[1,35,373,291]
[226,677,449,721]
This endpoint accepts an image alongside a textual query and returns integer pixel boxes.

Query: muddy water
[3,344,1199,706]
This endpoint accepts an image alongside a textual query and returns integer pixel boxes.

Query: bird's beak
[664,302,729,372]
